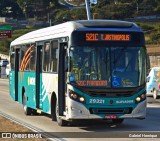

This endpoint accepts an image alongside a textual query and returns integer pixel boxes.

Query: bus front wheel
[22,93,32,115]
[56,102,68,126]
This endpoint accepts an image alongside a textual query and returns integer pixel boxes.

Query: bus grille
[87,91,135,97]
[89,108,132,114]
[74,84,145,98]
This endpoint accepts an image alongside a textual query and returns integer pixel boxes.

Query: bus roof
[11,20,141,46]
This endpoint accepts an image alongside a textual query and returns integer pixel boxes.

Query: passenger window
[43,42,50,72]
[51,40,58,72]
[30,45,36,71]
[20,45,30,71]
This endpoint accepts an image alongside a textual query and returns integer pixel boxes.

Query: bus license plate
[105,114,118,119]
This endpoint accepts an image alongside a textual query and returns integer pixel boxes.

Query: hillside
[0,0,159,22]
[0,0,159,53]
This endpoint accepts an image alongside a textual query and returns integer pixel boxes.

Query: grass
[0,116,47,141]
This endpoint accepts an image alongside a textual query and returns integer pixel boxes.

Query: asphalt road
[0,79,160,140]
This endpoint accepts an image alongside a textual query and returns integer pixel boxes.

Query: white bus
[9,20,147,126]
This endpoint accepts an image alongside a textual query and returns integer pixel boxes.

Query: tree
[0,0,24,18]
[139,0,157,15]
[96,0,112,8]
[16,0,33,18]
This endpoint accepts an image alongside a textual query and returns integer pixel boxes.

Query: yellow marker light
[136,97,141,102]
[79,97,85,102]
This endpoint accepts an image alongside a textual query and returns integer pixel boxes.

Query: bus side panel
[9,71,15,100]
[18,71,36,109]
[18,72,22,104]
[39,73,43,109]
[18,72,23,104]
[40,73,58,114]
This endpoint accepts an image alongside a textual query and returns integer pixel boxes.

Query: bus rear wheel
[22,93,32,115]
[56,102,68,126]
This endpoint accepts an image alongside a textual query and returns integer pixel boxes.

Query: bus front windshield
[70,46,146,88]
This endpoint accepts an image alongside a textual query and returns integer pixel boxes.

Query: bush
[138,23,155,31]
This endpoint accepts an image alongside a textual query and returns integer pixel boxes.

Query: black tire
[22,93,32,115]
[51,96,57,121]
[56,101,68,126]
[112,119,124,124]
[51,114,57,121]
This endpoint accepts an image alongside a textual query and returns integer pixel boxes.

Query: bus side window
[50,40,58,72]
[20,45,30,71]
[43,42,50,72]
[29,45,36,71]
[20,45,25,71]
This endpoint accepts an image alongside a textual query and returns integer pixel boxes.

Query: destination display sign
[76,80,107,87]
[71,31,145,47]
[86,33,130,41]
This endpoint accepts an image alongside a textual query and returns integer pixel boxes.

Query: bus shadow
[67,119,141,131]
[68,107,160,132]
[31,107,160,132]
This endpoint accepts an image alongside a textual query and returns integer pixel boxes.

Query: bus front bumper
[66,99,146,120]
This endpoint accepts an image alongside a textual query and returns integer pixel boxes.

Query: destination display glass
[71,31,145,46]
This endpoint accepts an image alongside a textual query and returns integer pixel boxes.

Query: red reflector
[159,84,160,89]
[105,115,118,119]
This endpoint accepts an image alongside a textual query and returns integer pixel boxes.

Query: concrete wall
[0,17,16,23]
[149,56,160,68]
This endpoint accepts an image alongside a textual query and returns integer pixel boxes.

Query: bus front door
[15,48,20,101]
[58,43,67,116]
[35,44,42,110]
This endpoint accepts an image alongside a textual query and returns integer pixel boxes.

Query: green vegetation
[0,0,159,22]
[0,0,160,53]
[137,22,160,44]
[0,27,36,53]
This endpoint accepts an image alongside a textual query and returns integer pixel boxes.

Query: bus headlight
[79,97,85,102]
[72,94,78,99]
[141,94,145,99]
[136,97,141,102]
[69,90,86,103]
[135,92,146,103]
